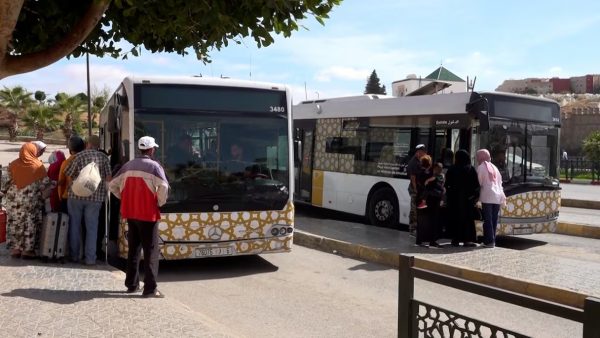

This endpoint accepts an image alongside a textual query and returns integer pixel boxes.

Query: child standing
[424,162,445,205]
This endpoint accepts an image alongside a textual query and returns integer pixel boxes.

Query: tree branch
[0,0,111,79]
[0,0,25,64]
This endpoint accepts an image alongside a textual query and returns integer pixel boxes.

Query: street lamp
[315,91,320,99]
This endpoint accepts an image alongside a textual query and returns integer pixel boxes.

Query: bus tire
[367,187,399,228]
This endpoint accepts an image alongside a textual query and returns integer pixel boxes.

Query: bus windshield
[486,119,558,184]
[134,111,289,213]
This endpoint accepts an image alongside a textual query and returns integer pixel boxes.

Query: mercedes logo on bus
[208,227,223,240]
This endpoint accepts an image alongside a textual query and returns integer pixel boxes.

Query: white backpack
[72,162,101,197]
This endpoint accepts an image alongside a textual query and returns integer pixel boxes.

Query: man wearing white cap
[406,144,427,237]
[109,136,169,298]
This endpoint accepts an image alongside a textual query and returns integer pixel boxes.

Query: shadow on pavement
[296,203,371,226]
[348,262,391,272]
[153,255,279,282]
[296,203,407,232]
[496,236,547,250]
[1,288,134,304]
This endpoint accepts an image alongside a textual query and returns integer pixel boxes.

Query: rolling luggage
[39,212,69,262]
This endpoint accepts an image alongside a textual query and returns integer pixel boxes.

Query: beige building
[391,66,466,97]
[497,74,600,94]
[496,78,552,94]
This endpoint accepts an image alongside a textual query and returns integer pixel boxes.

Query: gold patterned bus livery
[475,190,561,236]
[118,202,295,260]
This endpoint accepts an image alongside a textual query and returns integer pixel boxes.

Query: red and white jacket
[109,156,169,222]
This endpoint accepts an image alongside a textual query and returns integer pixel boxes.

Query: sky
[2,0,600,102]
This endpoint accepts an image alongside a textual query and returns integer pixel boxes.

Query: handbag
[473,206,483,221]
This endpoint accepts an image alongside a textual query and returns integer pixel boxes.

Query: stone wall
[561,106,600,155]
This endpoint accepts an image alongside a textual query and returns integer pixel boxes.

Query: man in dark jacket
[406,144,427,237]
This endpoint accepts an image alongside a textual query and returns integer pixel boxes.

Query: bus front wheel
[367,187,399,228]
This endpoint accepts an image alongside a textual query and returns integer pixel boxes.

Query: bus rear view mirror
[467,96,489,131]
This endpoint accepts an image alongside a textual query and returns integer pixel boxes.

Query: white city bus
[293,92,561,236]
[99,76,294,260]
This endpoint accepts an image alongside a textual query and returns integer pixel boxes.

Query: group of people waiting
[2,136,111,263]
[2,135,168,298]
[407,144,506,249]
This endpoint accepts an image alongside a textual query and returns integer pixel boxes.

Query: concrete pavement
[294,213,600,310]
[558,183,600,239]
[0,244,236,337]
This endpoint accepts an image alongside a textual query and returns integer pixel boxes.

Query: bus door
[102,98,128,242]
[294,123,315,203]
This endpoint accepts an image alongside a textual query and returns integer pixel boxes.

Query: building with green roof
[391,66,466,97]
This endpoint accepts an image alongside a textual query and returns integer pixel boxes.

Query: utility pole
[86,52,92,137]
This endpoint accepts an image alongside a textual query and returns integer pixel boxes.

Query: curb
[562,198,600,210]
[556,221,600,239]
[413,257,588,309]
[293,231,399,268]
[293,230,588,309]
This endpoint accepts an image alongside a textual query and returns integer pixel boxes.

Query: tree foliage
[583,131,600,162]
[54,92,86,143]
[0,85,34,140]
[22,104,61,140]
[364,70,386,95]
[0,0,341,79]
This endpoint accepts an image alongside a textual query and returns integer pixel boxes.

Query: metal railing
[398,254,600,337]
[560,159,600,183]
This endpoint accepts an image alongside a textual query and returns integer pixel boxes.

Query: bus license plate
[513,227,533,235]
[195,247,234,257]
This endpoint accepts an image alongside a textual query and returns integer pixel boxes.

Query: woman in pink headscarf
[476,149,506,248]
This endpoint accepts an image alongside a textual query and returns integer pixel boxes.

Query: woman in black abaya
[444,149,480,247]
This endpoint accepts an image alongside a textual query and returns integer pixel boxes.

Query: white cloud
[315,66,370,82]
[549,66,563,76]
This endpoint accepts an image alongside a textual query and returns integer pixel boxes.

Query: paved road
[154,246,580,338]
[559,206,600,227]
[560,183,600,202]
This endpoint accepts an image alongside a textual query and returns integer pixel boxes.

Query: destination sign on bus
[135,84,287,114]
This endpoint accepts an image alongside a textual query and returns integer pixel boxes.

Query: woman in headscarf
[58,136,86,213]
[32,140,47,157]
[476,149,506,248]
[444,149,480,247]
[2,143,50,258]
[47,150,66,212]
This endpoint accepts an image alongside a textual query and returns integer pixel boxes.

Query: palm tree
[54,92,86,144]
[91,87,109,128]
[22,105,61,140]
[0,86,34,141]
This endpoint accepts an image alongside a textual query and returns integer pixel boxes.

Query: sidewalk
[294,214,600,309]
[0,244,235,337]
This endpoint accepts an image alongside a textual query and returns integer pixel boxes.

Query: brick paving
[0,244,236,338]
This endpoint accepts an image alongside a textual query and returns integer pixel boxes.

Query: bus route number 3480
[270,106,286,113]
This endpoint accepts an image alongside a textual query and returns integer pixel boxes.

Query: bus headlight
[271,225,293,236]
